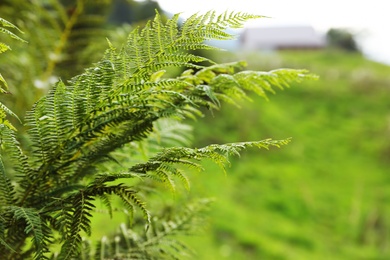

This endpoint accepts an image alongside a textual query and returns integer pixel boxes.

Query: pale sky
[156,0,390,64]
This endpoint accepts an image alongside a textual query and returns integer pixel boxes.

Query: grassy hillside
[183,49,390,259]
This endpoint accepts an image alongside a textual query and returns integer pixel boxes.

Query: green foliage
[326,28,360,53]
[0,0,129,118]
[0,17,24,129]
[91,198,212,259]
[0,10,314,259]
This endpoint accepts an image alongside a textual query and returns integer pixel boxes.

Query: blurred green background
[182,49,390,259]
[1,0,390,259]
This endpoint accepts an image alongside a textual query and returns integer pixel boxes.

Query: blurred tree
[326,28,360,52]
[109,0,162,24]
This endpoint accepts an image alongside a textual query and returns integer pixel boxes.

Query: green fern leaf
[0,18,26,43]
[128,138,291,190]
[0,17,25,94]
[94,198,212,259]
[58,191,95,260]
[115,187,151,229]
[9,206,46,259]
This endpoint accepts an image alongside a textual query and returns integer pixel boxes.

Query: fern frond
[145,119,193,152]
[92,182,152,229]
[0,17,25,93]
[58,191,95,260]
[0,18,24,208]
[0,17,26,43]
[20,11,300,196]
[0,128,18,208]
[8,206,48,259]
[128,138,291,190]
[0,122,31,179]
[0,236,16,256]
[0,167,16,206]
[159,165,191,191]
[114,187,151,229]
[0,16,24,139]
[0,212,17,254]
[94,198,212,259]
[232,68,318,101]
[116,10,262,86]
[98,194,114,219]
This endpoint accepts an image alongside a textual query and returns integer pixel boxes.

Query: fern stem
[6,230,28,260]
[41,0,84,85]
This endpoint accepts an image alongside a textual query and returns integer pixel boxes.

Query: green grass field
[180,49,390,259]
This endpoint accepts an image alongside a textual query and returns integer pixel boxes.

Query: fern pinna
[0,11,315,259]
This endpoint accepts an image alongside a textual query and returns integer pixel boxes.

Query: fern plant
[89,198,213,260]
[0,11,316,259]
[0,17,25,129]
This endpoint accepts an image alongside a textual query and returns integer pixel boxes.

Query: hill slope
[185,50,390,259]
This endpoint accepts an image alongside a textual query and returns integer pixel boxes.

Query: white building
[240,25,326,51]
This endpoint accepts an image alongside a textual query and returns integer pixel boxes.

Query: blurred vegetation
[183,49,390,259]
[326,28,361,53]
[0,0,162,121]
